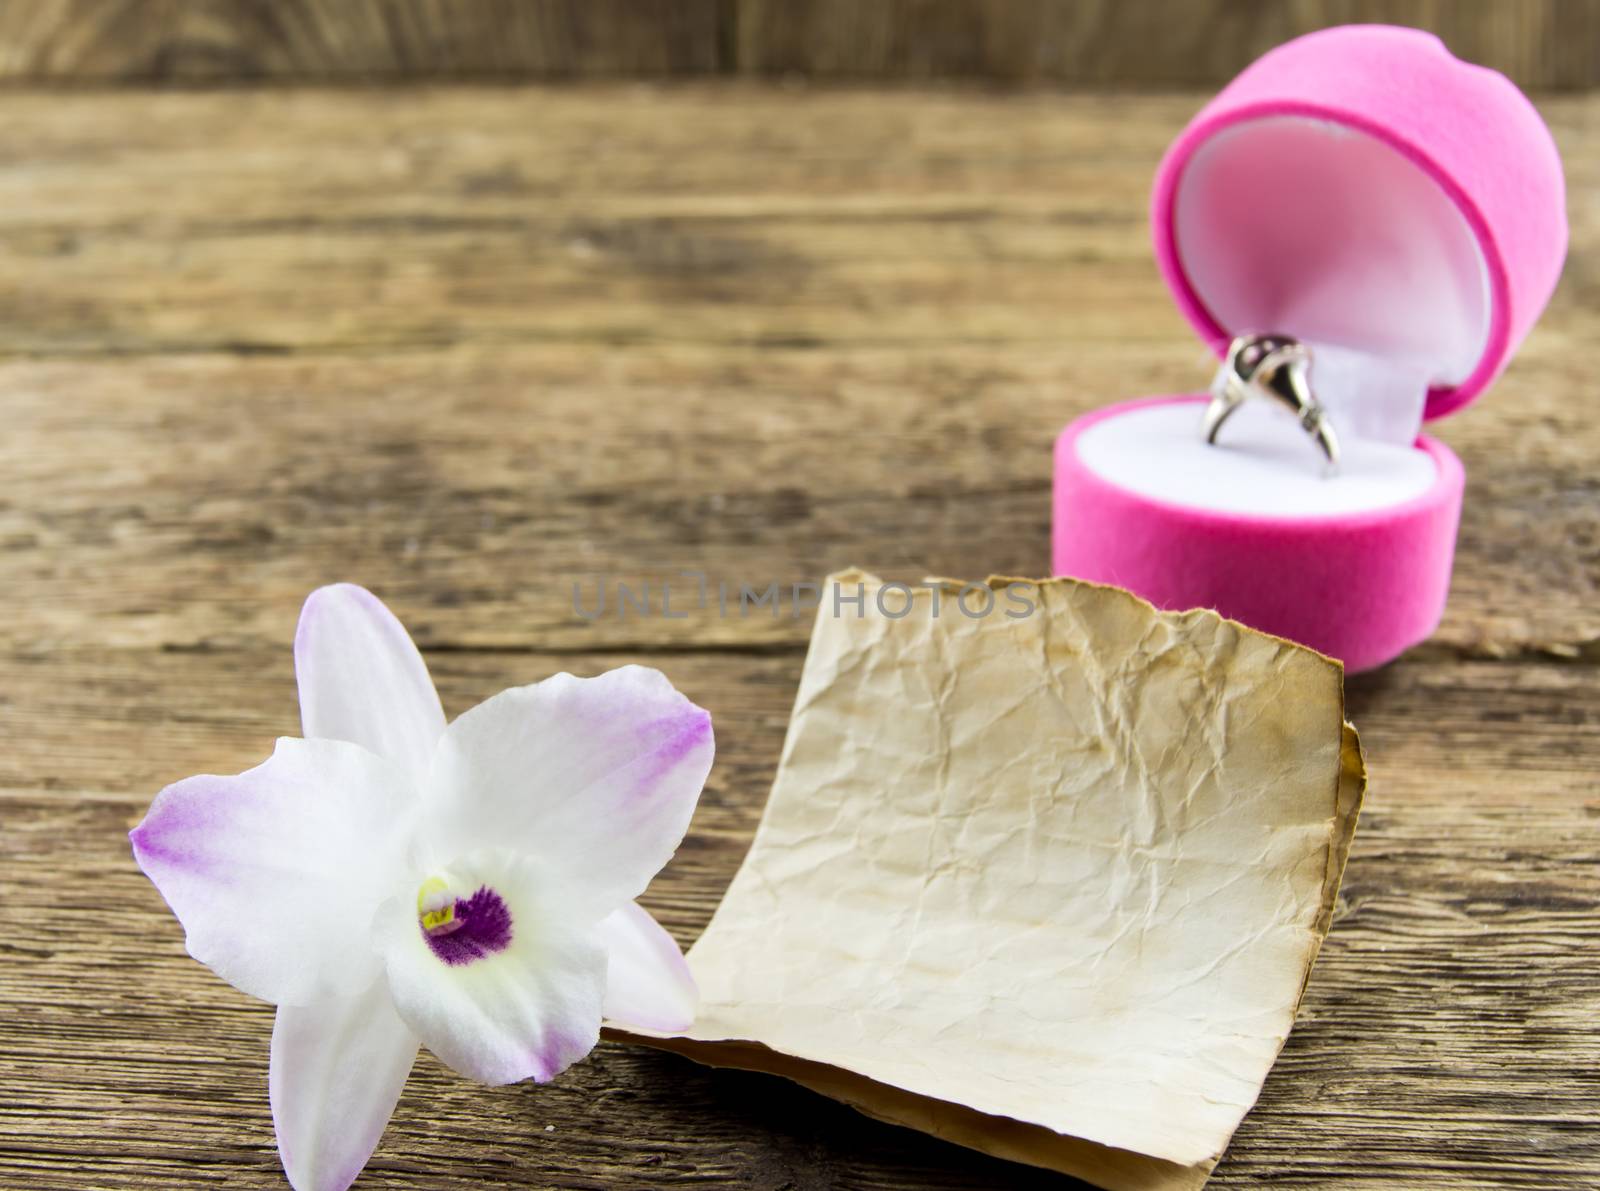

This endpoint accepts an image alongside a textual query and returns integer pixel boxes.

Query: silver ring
[1203,333,1340,472]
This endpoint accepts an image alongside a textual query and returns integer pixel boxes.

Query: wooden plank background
[0,73,1596,1191]
[0,0,1597,88]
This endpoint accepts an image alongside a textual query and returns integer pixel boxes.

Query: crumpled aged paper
[619,571,1364,1189]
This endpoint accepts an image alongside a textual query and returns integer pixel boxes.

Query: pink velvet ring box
[1052,25,1568,672]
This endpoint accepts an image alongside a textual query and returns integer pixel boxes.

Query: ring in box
[1052,25,1568,672]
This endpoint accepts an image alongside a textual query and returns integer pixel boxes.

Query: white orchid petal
[427,666,713,915]
[270,980,419,1191]
[296,584,446,781]
[597,902,697,1033]
[130,737,411,1005]
[375,852,605,1086]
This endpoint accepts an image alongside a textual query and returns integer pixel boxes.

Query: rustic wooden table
[2,83,1596,1189]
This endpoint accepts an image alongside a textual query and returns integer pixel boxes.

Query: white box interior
[1084,114,1489,515]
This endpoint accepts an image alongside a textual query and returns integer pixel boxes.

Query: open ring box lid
[1052,24,1567,671]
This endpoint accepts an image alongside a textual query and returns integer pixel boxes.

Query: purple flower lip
[421,885,513,966]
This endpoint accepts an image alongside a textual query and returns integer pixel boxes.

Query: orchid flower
[130,584,712,1191]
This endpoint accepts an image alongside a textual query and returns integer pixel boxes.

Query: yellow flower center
[417,876,460,936]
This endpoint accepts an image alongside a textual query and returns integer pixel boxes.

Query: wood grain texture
[0,1,1598,88]
[0,81,1596,1189]
[0,87,1595,658]
[735,0,1600,89]
[0,0,730,81]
